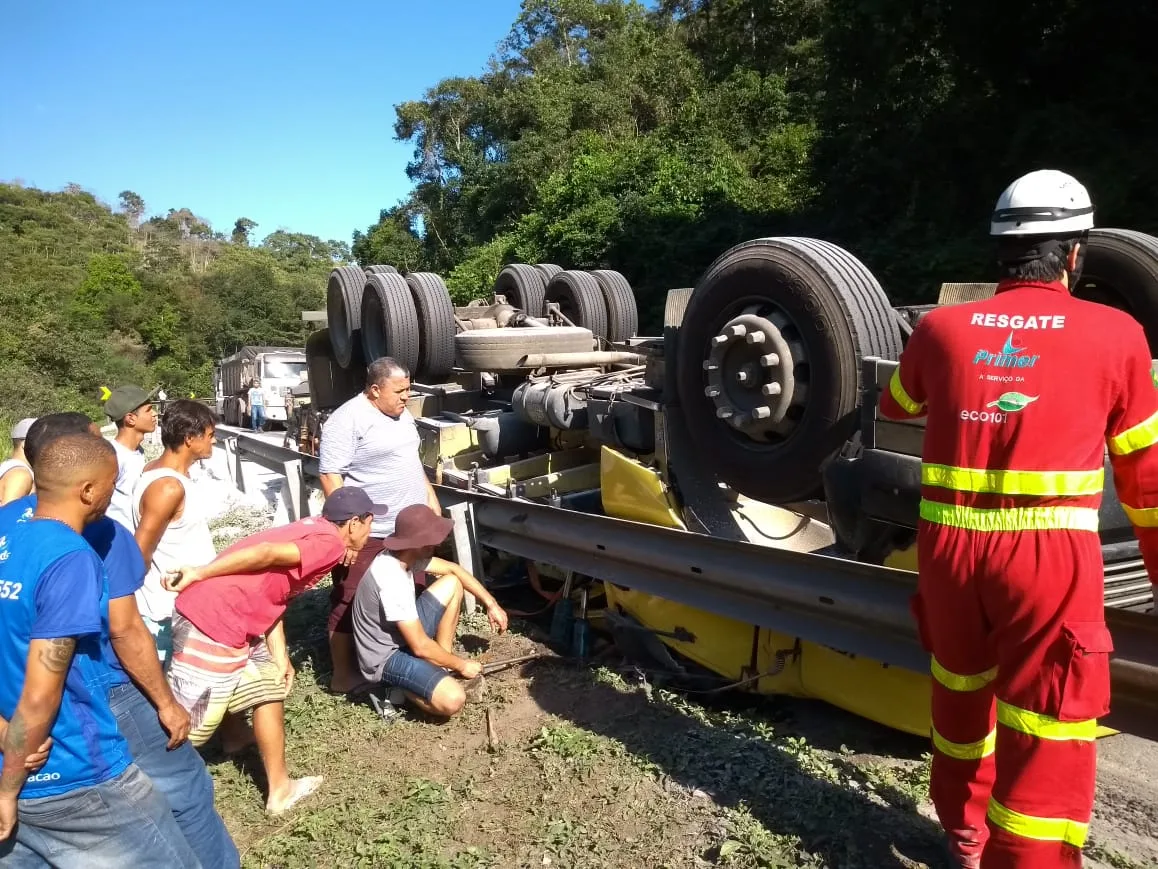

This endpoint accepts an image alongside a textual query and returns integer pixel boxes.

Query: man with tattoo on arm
[0,433,199,867]
[0,413,239,867]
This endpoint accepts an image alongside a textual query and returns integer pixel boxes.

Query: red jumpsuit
[879,278,1158,869]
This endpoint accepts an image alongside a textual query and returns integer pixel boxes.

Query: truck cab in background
[214,346,308,429]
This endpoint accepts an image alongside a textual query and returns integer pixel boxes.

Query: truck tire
[455,326,595,371]
[589,269,639,342]
[545,271,609,339]
[1075,228,1158,354]
[535,263,563,281]
[405,272,456,382]
[326,266,366,368]
[361,273,420,375]
[493,264,547,316]
[676,237,902,504]
[365,264,399,275]
[305,328,363,411]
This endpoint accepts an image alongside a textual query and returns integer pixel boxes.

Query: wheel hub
[702,311,799,436]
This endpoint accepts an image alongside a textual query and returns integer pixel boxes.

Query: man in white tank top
[0,417,36,506]
[133,399,219,666]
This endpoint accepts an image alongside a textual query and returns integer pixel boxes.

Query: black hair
[160,399,217,450]
[365,357,409,389]
[24,412,95,466]
[996,235,1083,282]
[33,433,115,495]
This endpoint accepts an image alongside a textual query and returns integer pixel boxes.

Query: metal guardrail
[218,431,1158,741]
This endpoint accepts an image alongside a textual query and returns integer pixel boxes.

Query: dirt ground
[202,582,1158,869]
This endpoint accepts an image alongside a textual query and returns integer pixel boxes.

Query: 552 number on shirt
[0,580,23,600]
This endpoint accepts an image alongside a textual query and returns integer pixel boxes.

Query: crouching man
[351,504,508,718]
[162,486,380,815]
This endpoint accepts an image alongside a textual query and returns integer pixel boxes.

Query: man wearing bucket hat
[350,503,509,719]
[0,418,37,506]
[103,384,159,530]
[161,485,381,815]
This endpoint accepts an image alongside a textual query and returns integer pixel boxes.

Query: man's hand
[0,722,53,773]
[0,793,16,841]
[157,702,191,750]
[277,656,296,694]
[487,604,509,635]
[339,547,358,568]
[458,659,482,680]
[162,566,204,594]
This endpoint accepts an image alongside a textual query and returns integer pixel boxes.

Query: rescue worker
[879,169,1158,869]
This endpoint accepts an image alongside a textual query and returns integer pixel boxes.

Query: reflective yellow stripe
[1108,409,1158,455]
[1122,503,1158,528]
[933,727,996,761]
[996,700,1098,742]
[921,464,1103,497]
[919,500,1099,533]
[987,799,1089,848]
[931,656,997,692]
[889,368,924,415]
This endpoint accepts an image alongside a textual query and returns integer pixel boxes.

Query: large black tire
[493,264,548,316]
[366,264,399,276]
[545,271,609,339]
[305,329,363,411]
[326,266,366,368]
[1075,229,1158,355]
[676,237,903,504]
[405,272,456,382]
[361,273,420,375]
[535,263,563,281]
[589,269,639,342]
[455,327,595,371]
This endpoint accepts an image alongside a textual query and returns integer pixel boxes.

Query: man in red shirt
[162,486,382,815]
[880,170,1158,868]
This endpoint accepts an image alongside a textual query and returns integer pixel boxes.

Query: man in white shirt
[104,384,158,530]
[350,504,507,718]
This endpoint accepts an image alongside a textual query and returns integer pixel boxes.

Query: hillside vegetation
[6,0,1157,432]
[357,0,1158,323]
[0,183,346,431]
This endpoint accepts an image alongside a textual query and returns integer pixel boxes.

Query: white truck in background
[214,346,308,429]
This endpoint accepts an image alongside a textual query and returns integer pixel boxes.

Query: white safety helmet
[990,170,1094,237]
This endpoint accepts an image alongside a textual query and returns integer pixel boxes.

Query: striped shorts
[166,613,288,747]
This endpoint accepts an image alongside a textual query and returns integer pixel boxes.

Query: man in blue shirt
[0,413,239,868]
[0,432,200,867]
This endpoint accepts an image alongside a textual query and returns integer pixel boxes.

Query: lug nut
[712,334,728,347]
[716,407,733,419]
[762,383,782,397]
[759,354,780,368]
[737,370,751,384]
[704,386,720,398]
[726,324,747,338]
[702,361,719,371]
[751,406,771,420]
[746,332,766,345]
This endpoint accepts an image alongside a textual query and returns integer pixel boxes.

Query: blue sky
[0,0,523,245]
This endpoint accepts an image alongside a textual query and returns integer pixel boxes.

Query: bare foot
[266,775,323,815]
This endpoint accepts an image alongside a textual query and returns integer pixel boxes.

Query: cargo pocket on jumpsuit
[1053,621,1114,722]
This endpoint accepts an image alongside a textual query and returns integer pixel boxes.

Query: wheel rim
[700,300,812,445]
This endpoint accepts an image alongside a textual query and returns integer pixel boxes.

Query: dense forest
[5,0,1157,435]
[0,183,345,431]
[357,0,1158,321]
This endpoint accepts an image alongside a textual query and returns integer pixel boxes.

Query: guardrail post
[448,502,480,615]
[233,438,246,494]
[281,459,303,522]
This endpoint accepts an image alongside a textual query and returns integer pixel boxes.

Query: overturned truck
[299,230,1158,738]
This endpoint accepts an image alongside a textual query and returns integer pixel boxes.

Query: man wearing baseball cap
[103,384,158,530]
[161,486,383,814]
[0,418,36,506]
[350,503,508,720]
